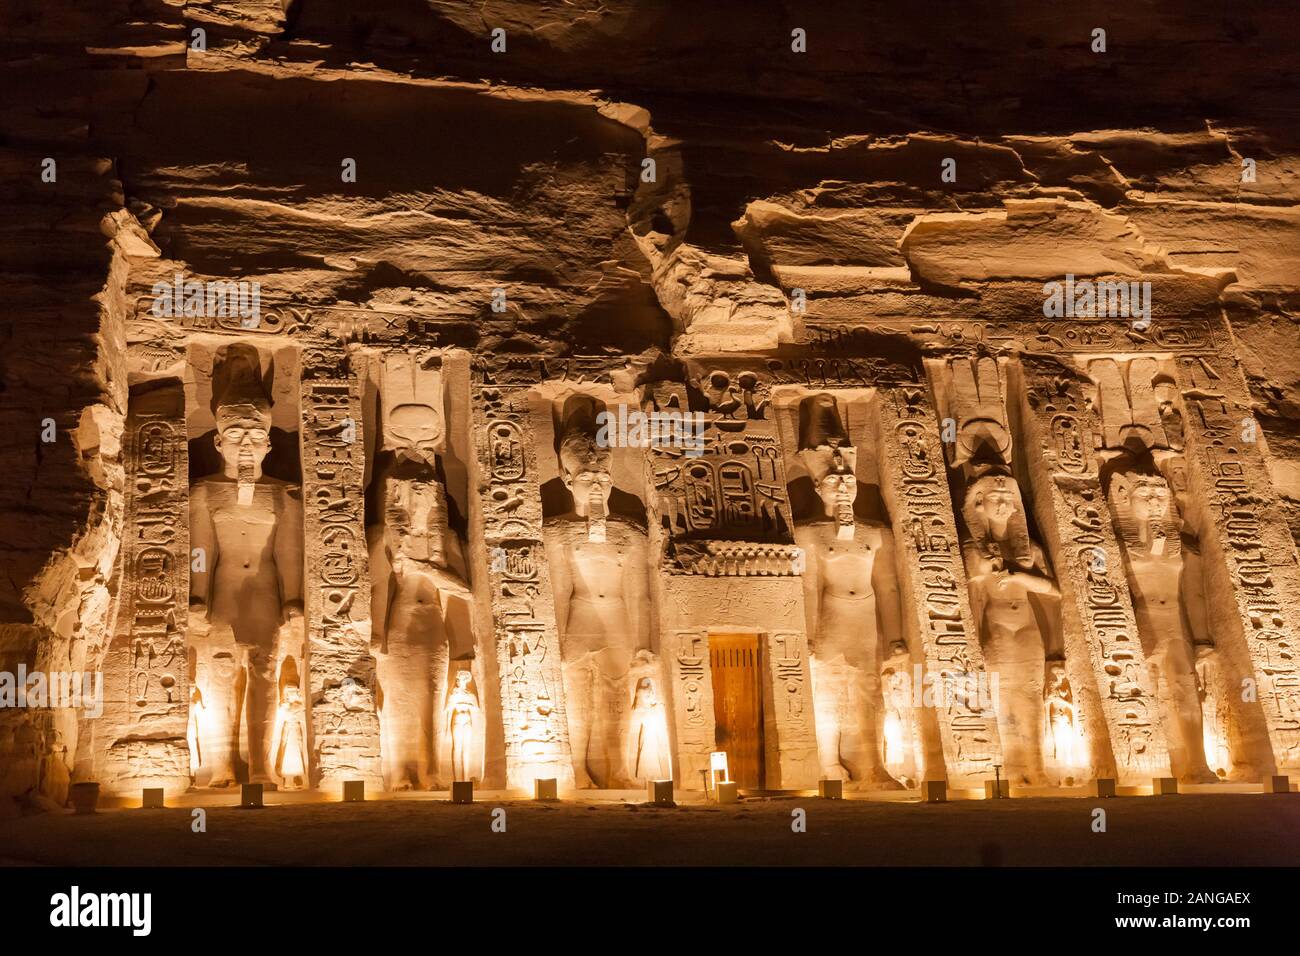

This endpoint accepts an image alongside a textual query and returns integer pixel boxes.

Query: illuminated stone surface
[2,3,1300,819]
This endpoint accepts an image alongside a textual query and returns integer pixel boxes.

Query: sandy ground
[1,793,1297,866]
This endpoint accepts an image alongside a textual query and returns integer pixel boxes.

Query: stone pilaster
[473,380,574,790]
[876,385,1002,786]
[299,338,383,788]
[662,627,716,788]
[762,629,819,788]
[97,380,191,794]
[1175,355,1300,773]
[1013,359,1171,784]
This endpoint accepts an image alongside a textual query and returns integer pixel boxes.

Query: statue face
[386,481,444,562]
[816,470,857,518]
[215,419,270,479]
[1129,479,1172,525]
[565,466,613,518]
[976,483,1021,540]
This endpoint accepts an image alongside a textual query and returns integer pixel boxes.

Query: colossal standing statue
[367,352,473,790]
[960,472,1062,786]
[543,395,652,789]
[793,393,907,789]
[188,344,304,787]
[1107,467,1217,782]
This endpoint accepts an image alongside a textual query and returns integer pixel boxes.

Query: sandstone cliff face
[2,1,1298,808]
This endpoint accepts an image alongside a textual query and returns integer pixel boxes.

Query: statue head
[211,344,273,483]
[962,472,1034,569]
[634,675,658,707]
[384,478,448,564]
[1048,663,1070,696]
[558,395,613,519]
[1109,469,1181,556]
[454,670,472,692]
[798,393,858,524]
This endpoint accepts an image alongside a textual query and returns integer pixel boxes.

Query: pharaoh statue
[626,650,672,782]
[543,395,652,789]
[960,472,1062,786]
[367,351,473,790]
[444,669,483,783]
[793,393,906,789]
[189,344,304,787]
[1107,465,1217,782]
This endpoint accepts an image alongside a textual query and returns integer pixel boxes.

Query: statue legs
[244,646,277,783]
[377,652,433,790]
[810,655,851,781]
[563,650,634,789]
[199,639,240,788]
[984,625,1047,785]
[811,654,901,789]
[562,656,596,787]
[1149,642,1217,783]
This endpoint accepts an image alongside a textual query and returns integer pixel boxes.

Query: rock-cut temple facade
[2,2,1299,807]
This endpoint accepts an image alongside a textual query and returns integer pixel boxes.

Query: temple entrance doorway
[708,632,765,788]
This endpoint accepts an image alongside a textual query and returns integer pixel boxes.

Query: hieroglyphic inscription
[99,381,192,789]
[1176,357,1300,770]
[1020,360,1168,781]
[300,339,383,787]
[879,386,1000,782]
[477,382,574,788]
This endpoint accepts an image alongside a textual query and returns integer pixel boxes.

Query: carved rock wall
[4,2,1300,806]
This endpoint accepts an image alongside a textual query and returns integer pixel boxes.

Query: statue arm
[544,524,573,642]
[275,487,305,616]
[872,526,904,645]
[623,527,652,651]
[268,702,283,777]
[188,482,215,611]
[1180,549,1212,645]
[961,542,989,634]
[367,523,394,650]
[793,525,821,648]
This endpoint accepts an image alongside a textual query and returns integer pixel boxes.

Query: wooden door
[709,632,764,788]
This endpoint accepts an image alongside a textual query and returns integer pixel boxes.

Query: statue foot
[208,776,237,789]
[1183,768,1219,784]
[850,772,905,791]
